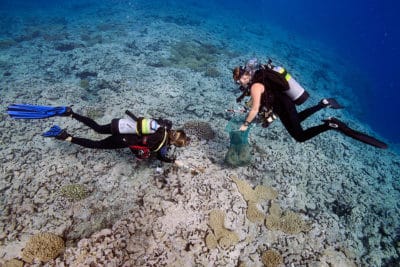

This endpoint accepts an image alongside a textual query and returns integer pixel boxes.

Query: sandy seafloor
[1,1,400,266]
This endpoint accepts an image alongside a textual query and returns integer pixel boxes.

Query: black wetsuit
[253,68,331,142]
[70,113,174,162]
[271,91,330,142]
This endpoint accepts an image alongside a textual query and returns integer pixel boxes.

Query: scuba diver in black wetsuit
[231,59,387,149]
[7,104,190,162]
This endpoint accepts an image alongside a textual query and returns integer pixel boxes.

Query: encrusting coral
[279,211,311,234]
[231,175,311,234]
[3,259,24,267]
[265,207,311,234]
[60,184,89,201]
[231,175,278,223]
[231,175,278,203]
[183,121,215,140]
[22,232,65,263]
[206,209,239,250]
[247,201,265,223]
[261,249,283,267]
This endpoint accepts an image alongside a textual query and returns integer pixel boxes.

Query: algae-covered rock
[22,232,65,263]
[60,184,89,201]
[261,249,283,267]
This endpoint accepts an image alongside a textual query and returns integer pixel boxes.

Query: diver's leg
[71,113,112,134]
[275,95,330,142]
[71,135,127,149]
[298,102,324,122]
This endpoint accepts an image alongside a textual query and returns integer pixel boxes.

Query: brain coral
[261,249,283,267]
[183,121,215,140]
[22,232,65,263]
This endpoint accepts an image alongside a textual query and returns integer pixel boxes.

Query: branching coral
[22,232,65,263]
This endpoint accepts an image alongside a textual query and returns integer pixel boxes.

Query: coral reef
[265,208,311,235]
[3,259,24,267]
[231,175,310,235]
[231,175,278,203]
[160,40,226,75]
[206,210,239,250]
[59,184,89,201]
[261,249,283,267]
[247,201,265,223]
[22,232,65,263]
[183,121,215,140]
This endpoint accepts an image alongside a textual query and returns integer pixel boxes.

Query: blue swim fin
[42,125,63,137]
[7,104,70,119]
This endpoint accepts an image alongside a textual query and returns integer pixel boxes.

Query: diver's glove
[156,118,173,130]
[60,106,74,117]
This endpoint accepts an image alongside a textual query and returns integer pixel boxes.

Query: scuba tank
[271,66,309,105]
[236,58,309,105]
[267,59,309,105]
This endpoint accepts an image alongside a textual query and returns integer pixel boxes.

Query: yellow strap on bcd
[276,67,291,81]
[153,129,168,152]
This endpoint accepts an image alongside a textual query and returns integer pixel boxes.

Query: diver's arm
[239,83,263,131]
[156,146,175,163]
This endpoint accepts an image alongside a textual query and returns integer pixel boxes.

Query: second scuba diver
[232,59,387,149]
[7,104,190,162]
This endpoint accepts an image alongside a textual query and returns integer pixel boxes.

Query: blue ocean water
[227,0,400,144]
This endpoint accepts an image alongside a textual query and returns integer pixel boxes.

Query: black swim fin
[320,98,344,109]
[323,117,388,149]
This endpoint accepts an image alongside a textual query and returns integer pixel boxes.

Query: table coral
[22,232,65,263]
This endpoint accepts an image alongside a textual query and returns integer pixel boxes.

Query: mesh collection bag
[224,116,252,166]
